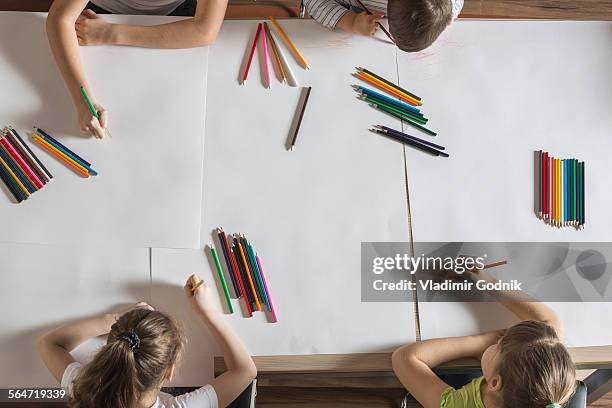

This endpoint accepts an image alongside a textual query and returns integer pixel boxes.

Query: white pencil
[268,29,299,87]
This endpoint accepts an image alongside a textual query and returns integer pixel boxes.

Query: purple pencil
[256,254,278,323]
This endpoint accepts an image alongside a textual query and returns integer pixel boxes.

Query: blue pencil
[247,243,271,312]
[35,132,98,176]
[563,159,567,225]
[354,86,422,116]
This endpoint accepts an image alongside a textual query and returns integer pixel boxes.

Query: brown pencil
[289,86,312,150]
[354,0,396,44]
[263,22,286,83]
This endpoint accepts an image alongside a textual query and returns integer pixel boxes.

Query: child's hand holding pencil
[184,274,218,317]
[79,86,110,139]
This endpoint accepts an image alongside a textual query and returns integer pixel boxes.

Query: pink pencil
[0,136,44,189]
[242,23,262,85]
[256,254,278,323]
[261,23,271,89]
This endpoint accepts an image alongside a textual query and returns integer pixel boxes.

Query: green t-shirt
[440,376,485,408]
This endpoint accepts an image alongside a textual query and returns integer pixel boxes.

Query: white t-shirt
[61,362,218,408]
[90,0,187,15]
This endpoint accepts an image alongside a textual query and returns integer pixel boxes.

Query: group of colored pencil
[352,67,438,137]
[242,17,309,88]
[536,151,585,229]
[0,126,52,203]
[210,228,278,322]
[370,125,448,157]
[32,128,98,178]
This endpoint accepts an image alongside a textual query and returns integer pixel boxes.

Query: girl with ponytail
[38,274,257,408]
[392,266,577,408]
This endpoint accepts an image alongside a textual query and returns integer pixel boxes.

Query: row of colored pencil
[242,17,309,88]
[0,126,52,203]
[31,128,98,178]
[352,67,438,137]
[211,228,278,322]
[536,151,585,228]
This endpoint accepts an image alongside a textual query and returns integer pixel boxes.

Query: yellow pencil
[269,16,310,70]
[191,280,204,294]
[33,136,90,178]
[0,155,30,198]
[358,70,421,106]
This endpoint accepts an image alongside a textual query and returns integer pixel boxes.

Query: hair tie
[119,331,140,353]
[546,404,562,408]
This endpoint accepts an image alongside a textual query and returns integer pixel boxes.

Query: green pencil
[360,95,428,124]
[211,246,234,313]
[80,86,112,138]
[369,103,437,136]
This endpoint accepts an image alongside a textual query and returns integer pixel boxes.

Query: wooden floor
[2,0,612,19]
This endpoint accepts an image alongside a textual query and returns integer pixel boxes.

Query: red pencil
[230,247,253,317]
[542,152,547,219]
[548,156,553,223]
[0,137,44,190]
[242,23,262,85]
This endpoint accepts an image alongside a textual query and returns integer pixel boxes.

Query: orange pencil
[0,155,30,198]
[33,136,90,178]
[269,16,310,69]
[237,237,261,311]
[355,73,422,106]
[357,70,421,105]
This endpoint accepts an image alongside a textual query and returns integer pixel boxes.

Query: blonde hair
[499,320,576,408]
[69,308,184,408]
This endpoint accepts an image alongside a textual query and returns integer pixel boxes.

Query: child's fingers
[82,9,99,19]
[89,118,104,139]
[96,105,108,128]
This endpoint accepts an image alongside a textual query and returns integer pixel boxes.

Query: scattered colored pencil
[352,0,396,44]
[269,16,310,69]
[263,22,286,84]
[210,246,234,313]
[10,127,52,180]
[0,142,36,193]
[368,102,437,136]
[266,26,298,87]
[242,23,262,85]
[359,95,427,124]
[353,85,421,116]
[35,127,91,167]
[33,131,98,176]
[356,68,420,101]
[289,86,312,150]
[33,136,90,178]
[256,254,278,322]
[354,72,421,106]
[260,22,272,89]
[217,229,240,296]
[375,125,444,150]
[370,128,448,157]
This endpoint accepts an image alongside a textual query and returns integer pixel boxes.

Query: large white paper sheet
[0,13,207,248]
[0,243,150,387]
[396,21,612,342]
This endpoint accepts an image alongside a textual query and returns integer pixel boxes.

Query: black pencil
[0,162,24,202]
[353,0,396,44]
[10,127,53,180]
[370,128,448,157]
[376,125,444,150]
[233,237,254,306]
[357,67,421,101]
[217,229,240,296]
[289,86,312,150]
[35,127,91,167]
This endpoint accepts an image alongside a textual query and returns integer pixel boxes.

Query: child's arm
[392,331,503,408]
[185,275,257,407]
[302,0,383,36]
[47,0,107,139]
[336,11,384,36]
[38,302,150,382]
[465,268,564,338]
[75,0,228,49]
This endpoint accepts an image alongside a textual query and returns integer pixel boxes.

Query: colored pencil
[580,161,585,227]
[267,26,299,87]
[217,229,240,297]
[544,152,548,219]
[355,71,421,106]
[558,159,562,226]
[0,160,24,202]
[230,245,253,317]
[359,95,427,124]
[356,67,420,101]
[191,280,204,294]
[352,0,396,44]
[247,242,270,311]
[261,22,272,88]
[33,136,90,178]
[33,131,98,176]
[35,127,91,167]
[242,23,262,85]
[256,254,278,323]
[369,103,437,136]
[0,142,36,193]
[0,136,42,190]
[289,86,312,150]
[5,130,48,184]
[211,246,234,313]
[241,237,267,304]
[10,127,53,180]
[375,126,445,151]
[370,128,448,157]
[353,85,421,115]
[263,22,286,83]
[0,155,30,198]
[573,159,578,225]
[551,157,556,225]
[537,151,541,216]
[237,236,261,311]
[560,159,564,226]
[80,87,111,138]
[548,156,552,223]
[269,16,310,69]
[577,161,581,228]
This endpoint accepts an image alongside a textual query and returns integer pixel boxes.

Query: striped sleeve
[304,0,351,29]
[452,0,464,17]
